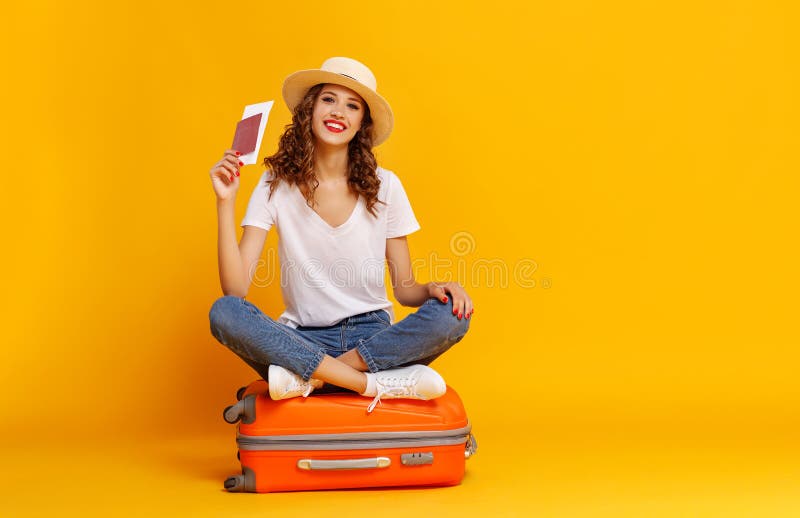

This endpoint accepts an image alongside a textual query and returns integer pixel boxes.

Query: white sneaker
[367,365,447,413]
[268,365,319,400]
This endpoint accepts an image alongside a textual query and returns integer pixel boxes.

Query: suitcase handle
[297,457,391,471]
[465,433,478,459]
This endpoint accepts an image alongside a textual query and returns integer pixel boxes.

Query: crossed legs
[209,296,470,397]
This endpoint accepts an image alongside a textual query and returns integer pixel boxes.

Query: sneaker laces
[367,375,418,413]
[282,376,314,398]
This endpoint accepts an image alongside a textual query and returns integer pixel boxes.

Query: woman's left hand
[427,282,474,320]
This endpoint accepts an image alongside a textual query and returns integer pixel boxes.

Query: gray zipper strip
[237,423,472,451]
[238,435,469,451]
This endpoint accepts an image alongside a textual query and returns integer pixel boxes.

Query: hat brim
[282,69,394,147]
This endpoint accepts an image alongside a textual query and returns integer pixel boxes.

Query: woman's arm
[217,198,268,297]
[210,149,269,298]
[386,236,429,307]
[386,237,474,318]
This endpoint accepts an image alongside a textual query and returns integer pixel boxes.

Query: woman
[208,57,473,412]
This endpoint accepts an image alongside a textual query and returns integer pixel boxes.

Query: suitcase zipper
[237,424,472,451]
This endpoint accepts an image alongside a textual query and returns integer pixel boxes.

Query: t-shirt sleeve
[386,171,421,238]
[240,171,276,232]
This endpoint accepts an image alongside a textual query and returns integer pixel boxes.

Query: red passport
[232,113,262,154]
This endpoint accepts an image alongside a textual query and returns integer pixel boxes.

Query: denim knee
[423,297,471,345]
[209,295,244,342]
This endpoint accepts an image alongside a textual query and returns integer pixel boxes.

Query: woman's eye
[348,103,360,110]
[322,96,334,103]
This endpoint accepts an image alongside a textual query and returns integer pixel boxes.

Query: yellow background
[2,0,798,515]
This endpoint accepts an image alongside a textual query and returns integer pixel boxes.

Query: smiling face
[311,83,366,148]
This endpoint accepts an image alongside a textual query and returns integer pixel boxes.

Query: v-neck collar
[291,185,363,233]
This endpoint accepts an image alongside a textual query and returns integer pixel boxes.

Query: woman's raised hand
[209,149,243,201]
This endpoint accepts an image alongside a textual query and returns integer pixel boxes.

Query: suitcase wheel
[224,475,243,492]
[224,467,256,492]
[235,386,247,401]
[222,395,256,424]
[223,404,241,424]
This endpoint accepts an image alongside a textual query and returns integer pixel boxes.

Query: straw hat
[282,57,394,146]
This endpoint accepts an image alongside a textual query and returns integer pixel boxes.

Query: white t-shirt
[240,166,421,328]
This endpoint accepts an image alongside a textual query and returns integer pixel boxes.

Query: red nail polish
[230,176,233,181]
[235,171,240,176]
[238,161,243,166]
[235,151,240,156]
[443,297,448,303]
[458,313,462,319]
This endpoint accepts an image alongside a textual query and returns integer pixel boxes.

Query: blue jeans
[209,296,470,385]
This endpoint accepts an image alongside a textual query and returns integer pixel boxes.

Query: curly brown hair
[262,83,385,217]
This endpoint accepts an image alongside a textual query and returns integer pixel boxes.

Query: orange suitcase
[222,380,478,493]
